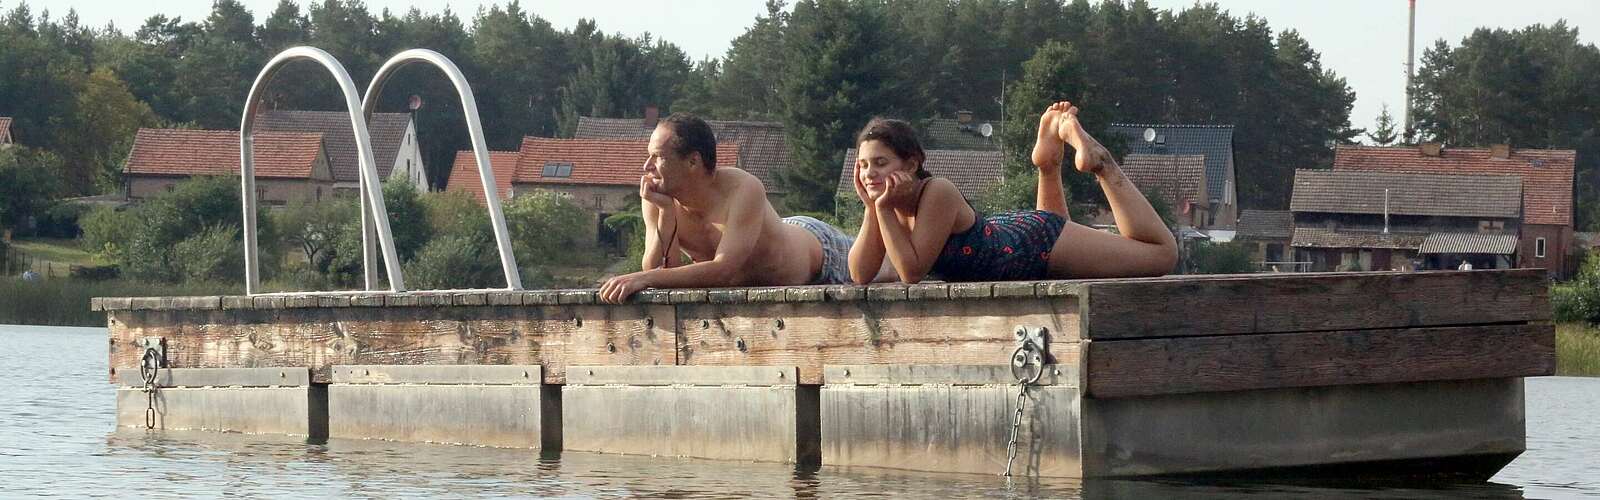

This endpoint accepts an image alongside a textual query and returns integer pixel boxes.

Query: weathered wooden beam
[1078,270,1549,340]
[1084,323,1554,398]
[109,304,674,384]
[674,298,1079,384]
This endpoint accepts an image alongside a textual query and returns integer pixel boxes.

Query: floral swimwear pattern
[931,209,1067,281]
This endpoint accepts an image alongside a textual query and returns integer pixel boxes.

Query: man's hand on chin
[599,270,655,304]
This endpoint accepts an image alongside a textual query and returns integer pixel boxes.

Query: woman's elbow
[849,270,874,286]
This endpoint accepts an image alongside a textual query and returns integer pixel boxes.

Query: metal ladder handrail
[240,46,405,295]
[362,49,522,291]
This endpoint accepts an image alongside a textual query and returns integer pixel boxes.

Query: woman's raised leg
[1045,102,1178,278]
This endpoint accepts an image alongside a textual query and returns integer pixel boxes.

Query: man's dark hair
[855,117,931,179]
[658,112,717,170]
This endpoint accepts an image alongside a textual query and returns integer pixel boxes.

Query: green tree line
[1410,22,1600,230]
[5,0,1597,228]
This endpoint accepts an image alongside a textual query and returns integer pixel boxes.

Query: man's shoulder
[714,167,769,196]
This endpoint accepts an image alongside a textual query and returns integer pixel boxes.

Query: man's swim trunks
[782,215,855,285]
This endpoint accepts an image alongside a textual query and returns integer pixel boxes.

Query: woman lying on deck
[846,102,1178,284]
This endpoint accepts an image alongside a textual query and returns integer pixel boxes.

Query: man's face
[646,125,696,194]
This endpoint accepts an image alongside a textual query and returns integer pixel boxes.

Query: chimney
[1419,142,1443,157]
[644,105,660,128]
[956,110,974,124]
[1490,143,1511,159]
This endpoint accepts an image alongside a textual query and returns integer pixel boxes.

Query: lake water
[1,324,1595,499]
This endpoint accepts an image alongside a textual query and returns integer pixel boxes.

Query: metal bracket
[139,337,167,369]
[1014,326,1051,363]
[1010,326,1051,384]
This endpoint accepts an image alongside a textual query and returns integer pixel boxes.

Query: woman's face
[856,140,917,198]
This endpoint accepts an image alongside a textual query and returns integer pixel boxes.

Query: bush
[80,205,135,262]
[1554,252,1600,324]
[403,234,498,290]
[31,203,90,239]
[78,176,266,284]
[173,224,243,283]
[1187,240,1252,274]
[504,191,592,267]
[69,265,120,281]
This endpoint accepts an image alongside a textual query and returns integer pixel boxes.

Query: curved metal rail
[240,46,405,294]
[362,49,522,291]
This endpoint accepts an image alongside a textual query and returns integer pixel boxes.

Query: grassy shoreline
[1557,323,1600,377]
[0,278,234,327]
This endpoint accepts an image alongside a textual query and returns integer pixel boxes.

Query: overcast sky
[31,0,1600,139]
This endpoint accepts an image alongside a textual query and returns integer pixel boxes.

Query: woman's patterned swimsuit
[930,209,1068,281]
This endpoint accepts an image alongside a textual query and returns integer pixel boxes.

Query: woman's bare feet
[1056,102,1113,175]
[1030,102,1069,172]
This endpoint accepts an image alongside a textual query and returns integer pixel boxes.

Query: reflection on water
[1,325,1595,499]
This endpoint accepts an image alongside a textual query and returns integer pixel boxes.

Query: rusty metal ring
[140,348,161,386]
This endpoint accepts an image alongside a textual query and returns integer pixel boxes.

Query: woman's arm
[847,162,890,284]
[875,176,964,284]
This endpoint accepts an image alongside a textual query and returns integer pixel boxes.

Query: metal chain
[1003,333,1044,477]
[1003,376,1029,477]
[140,348,160,429]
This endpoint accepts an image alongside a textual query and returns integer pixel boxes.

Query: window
[1536,237,1547,258]
[593,194,604,209]
[1479,220,1504,232]
[542,162,573,178]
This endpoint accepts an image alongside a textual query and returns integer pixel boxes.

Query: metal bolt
[1014,326,1028,340]
[279,371,286,378]
[775,318,785,330]
[701,319,710,329]
[574,317,583,328]
[777,371,785,379]
[843,369,851,377]
[606,342,616,353]
[522,371,529,378]
[645,317,654,328]
[736,338,748,352]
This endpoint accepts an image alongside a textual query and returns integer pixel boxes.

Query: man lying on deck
[598,113,856,304]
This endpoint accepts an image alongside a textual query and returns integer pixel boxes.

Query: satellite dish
[1143,127,1157,142]
[407,94,424,111]
[978,123,994,138]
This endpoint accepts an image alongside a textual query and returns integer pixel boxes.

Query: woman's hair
[855,117,931,179]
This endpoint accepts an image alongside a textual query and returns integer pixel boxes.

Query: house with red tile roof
[0,117,13,145]
[254,110,428,192]
[446,137,741,251]
[123,128,335,206]
[575,109,787,202]
[1333,143,1576,277]
[1289,168,1524,272]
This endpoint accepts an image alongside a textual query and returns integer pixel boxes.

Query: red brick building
[446,137,741,251]
[123,128,334,206]
[1333,144,1576,278]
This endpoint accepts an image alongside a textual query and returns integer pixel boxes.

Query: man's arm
[640,200,682,270]
[639,175,681,270]
[599,175,765,303]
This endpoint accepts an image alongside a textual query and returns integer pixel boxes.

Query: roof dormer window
[542,162,573,178]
